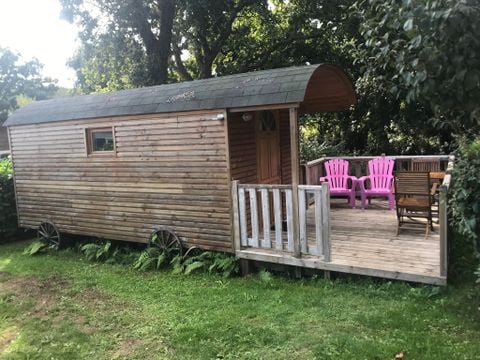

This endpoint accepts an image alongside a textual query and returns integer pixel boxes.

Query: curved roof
[4,64,356,127]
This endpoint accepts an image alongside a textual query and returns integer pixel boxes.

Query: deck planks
[237,198,443,284]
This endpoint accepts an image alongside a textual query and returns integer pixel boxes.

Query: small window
[86,127,115,155]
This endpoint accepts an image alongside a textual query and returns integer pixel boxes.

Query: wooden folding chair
[394,172,437,238]
[411,158,441,172]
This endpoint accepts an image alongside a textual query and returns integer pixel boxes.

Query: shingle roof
[4,64,352,127]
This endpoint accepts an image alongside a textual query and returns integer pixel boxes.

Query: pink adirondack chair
[319,159,357,208]
[358,157,395,210]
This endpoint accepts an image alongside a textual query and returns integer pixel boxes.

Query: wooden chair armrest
[430,182,438,196]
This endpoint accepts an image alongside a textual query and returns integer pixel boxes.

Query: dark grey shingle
[4,64,323,126]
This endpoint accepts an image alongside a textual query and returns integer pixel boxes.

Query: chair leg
[388,194,395,211]
[425,222,430,239]
[350,192,356,208]
[361,194,366,209]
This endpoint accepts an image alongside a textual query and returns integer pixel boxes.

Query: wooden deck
[236,198,445,285]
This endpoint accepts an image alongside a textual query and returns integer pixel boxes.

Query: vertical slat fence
[233,183,331,260]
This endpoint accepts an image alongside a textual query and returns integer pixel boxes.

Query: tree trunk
[155,0,175,84]
[135,0,176,85]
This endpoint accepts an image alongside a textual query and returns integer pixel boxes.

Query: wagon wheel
[37,222,61,250]
[149,228,183,256]
[183,245,202,259]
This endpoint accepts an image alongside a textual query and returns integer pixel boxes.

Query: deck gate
[231,182,331,261]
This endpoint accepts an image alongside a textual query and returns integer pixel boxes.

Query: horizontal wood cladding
[228,112,257,184]
[0,127,9,150]
[9,111,233,251]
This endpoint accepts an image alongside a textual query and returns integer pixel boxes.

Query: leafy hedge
[450,138,480,282]
[0,158,17,240]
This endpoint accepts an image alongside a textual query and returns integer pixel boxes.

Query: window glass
[92,130,114,151]
[257,111,276,132]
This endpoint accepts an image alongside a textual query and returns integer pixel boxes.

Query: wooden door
[256,111,281,235]
[256,111,281,184]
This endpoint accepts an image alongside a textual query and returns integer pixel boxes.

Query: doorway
[256,110,281,185]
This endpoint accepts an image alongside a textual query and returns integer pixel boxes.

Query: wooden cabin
[4,64,451,285]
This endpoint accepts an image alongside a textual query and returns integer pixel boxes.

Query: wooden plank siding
[9,111,233,251]
[0,127,9,150]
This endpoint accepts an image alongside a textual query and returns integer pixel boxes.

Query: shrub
[0,158,17,240]
[450,138,480,282]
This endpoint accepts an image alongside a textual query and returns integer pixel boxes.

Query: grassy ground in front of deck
[0,240,479,360]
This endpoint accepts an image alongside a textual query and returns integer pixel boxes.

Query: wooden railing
[303,154,454,278]
[439,155,455,277]
[231,181,331,260]
[304,155,451,186]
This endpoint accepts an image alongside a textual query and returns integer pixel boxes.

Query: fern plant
[133,247,168,271]
[171,250,239,277]
[81,241,114,262]
[23,240,49,256]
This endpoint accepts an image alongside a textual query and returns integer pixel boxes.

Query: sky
[0,0,78,88]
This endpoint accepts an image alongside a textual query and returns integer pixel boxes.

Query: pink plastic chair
[358,157,395,210]
[319,159,357,208]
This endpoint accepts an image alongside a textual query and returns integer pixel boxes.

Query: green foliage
[22,240,48,256]
[0,47,57,123]
[450,138,480,281]
[354,0,480,135]
[2,241,480,359]
[80,241,121,263]
[0,158,17,240]
[171,250,239,277]
[258,269,273,284]
[133,247,168,271]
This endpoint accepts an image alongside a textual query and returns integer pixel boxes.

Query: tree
[354,0,480,136]
[0,47,57,124]
[61,0,176,90]
[62,0,362,88]
[173,0,267,80]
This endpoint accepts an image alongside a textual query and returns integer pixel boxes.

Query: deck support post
[439,155,454,278]
[240,259,253,276]
[321,182,331,262]
[289,107,301,258]
[231,180,241,252]
[294,266,302,279]
[439,187,447,277]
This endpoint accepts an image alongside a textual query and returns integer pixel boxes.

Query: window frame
[85,126,116,156]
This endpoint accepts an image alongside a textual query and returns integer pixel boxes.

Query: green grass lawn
[0,240,479,360]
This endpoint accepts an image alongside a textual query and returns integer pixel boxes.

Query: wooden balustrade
[302,154,454,278]
[231,181,331,260]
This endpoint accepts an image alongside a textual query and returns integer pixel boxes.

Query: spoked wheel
[37,222,61,250]
[149,228,183,256]
[183,245,202,258]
